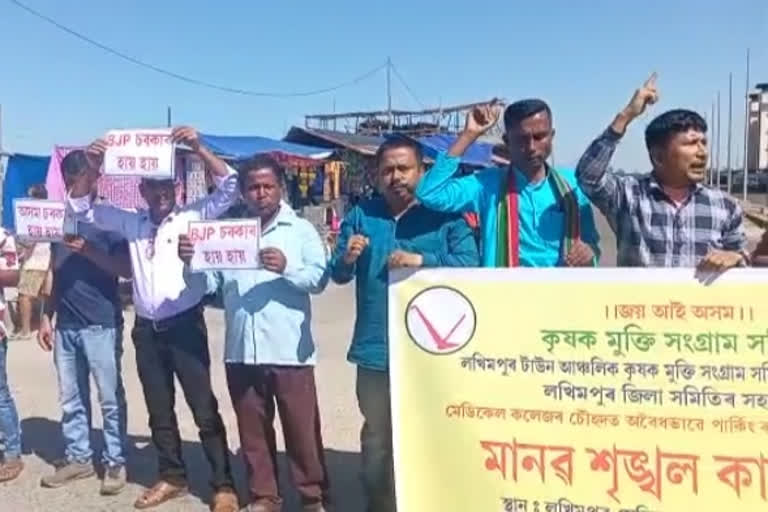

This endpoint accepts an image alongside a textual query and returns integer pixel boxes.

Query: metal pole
[704,109,709,180]
[727,73,733,194]
[386,57,393,132]
[716,91,721,189]
[743,48,751,201]
[167,106,172,128]
[710,101,716,185]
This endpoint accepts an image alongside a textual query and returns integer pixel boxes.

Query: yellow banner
[389,268,768,512]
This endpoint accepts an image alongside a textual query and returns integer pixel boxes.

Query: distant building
[747,83,768,171]
[304,101,505,138]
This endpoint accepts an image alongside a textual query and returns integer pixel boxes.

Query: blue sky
[1,0,766,171]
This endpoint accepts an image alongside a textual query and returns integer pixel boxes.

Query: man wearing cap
[68,127,239,512]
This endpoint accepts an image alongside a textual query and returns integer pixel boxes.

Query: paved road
[1,284,363,512]
[2,213,763,511]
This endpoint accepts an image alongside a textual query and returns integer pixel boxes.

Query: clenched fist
[464,100,502,136]
[344,234,369,265]
[387,250,423,269]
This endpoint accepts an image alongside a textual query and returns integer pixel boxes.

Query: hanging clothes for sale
[309,166,323,199]
[297,167,310,200]
[324,161,343,200]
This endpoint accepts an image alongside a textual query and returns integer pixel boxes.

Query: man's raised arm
[172,127,239,220]
[576,73,660,220]
[67,139,135,234]
[415,102,502,213]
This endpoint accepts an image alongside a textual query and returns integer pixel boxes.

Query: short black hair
[375,136,423,168]
[645,109,707,150]
[61,149,89,178]
[504,99,552,130]
[27,184,47,199]
[237,154,285,188]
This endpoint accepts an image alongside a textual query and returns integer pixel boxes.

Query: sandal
[0,458,23,483]
[134,480,188,509]
[211,486,239,512]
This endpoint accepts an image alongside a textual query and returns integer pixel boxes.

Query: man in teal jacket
[329,137,478,512]
[416,99,601,267]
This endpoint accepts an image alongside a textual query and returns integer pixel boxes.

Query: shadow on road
[21,417,363,509]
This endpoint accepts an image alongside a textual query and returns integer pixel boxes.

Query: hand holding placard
[103,128,175,178]
[186,219,261,271]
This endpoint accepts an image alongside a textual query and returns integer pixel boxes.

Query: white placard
[188,219,261,271]
[103,128,175,178]
[13,199,76,242]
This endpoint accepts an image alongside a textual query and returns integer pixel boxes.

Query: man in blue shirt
[329,137,479,512]
[37,149,132,496]
[416,100,601,267]
[179,155,330,512]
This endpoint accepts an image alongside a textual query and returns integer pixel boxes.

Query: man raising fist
[416,98,601,268]
[329,137,478,512]
[576,73,748,270]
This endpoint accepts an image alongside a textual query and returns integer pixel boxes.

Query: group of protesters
[1,73,767,512]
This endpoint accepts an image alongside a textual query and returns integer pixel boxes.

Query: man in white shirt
[68,127,239,512]
[179,155,330,512]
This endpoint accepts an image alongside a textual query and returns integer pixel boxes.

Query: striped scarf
[496,168,580,267]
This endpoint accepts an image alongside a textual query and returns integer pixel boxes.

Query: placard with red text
[103,128,175,178]
[188,219,261,271]
[13,199,76,242]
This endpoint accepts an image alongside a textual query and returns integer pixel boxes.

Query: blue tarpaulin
[3,154,51,230]
[200,134,334,161]
[416,134,495,167]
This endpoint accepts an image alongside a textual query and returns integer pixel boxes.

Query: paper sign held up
[14,199,76,242]
[188,219,261,271]
[103,128,175,178]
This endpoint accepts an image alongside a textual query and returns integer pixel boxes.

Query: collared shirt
[416,152,600,267]
[68,167,239,320]
[196,203,326,365]
[329,197,479,371]
[576,128,746,267]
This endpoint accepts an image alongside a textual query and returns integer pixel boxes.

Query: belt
[136,304,203,332]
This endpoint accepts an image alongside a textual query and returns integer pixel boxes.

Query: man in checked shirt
[576,73,748,270]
